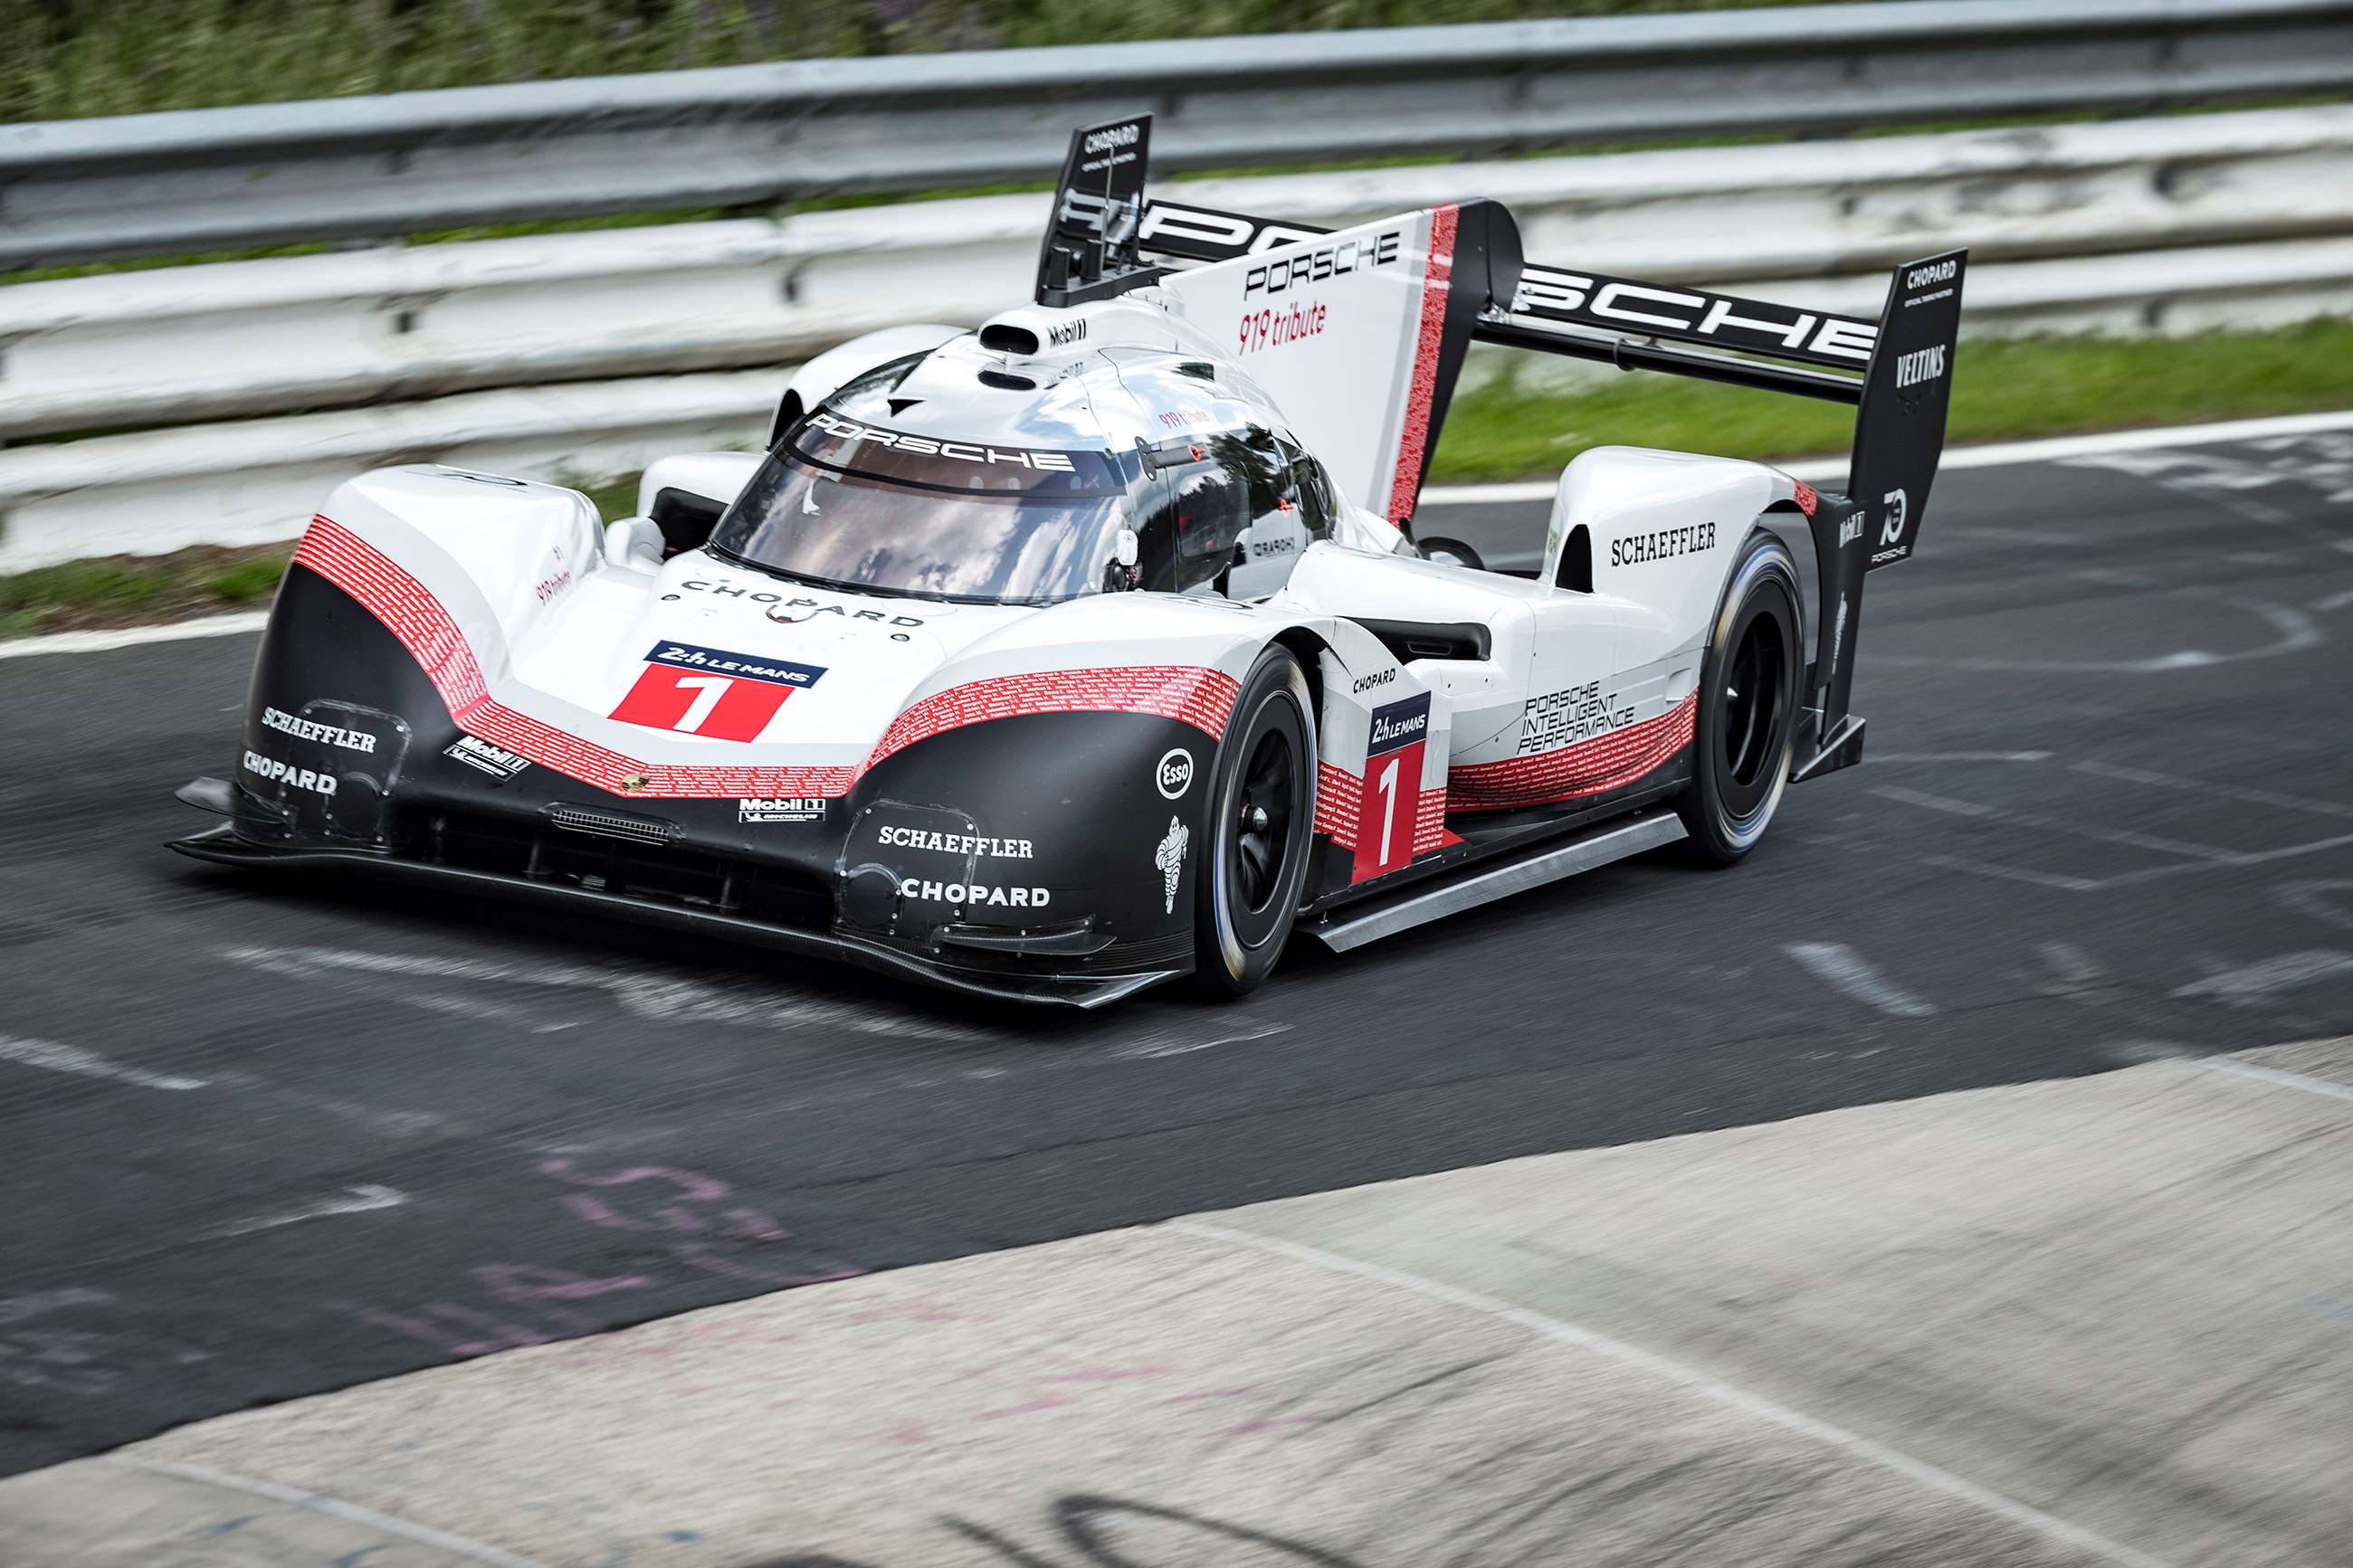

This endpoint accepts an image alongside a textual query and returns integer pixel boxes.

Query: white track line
[111,1458,553,1568]
[0,610,268,661]
[202,1184,410,1240]
[0,1034,207,1091]
[2173,952,2353,1006]
[2072,759,2353,820]
[1785,942,1939,1018]
[2195,1057,2353,1104]
[1868,750,2053,765]
[1172,1220,2174,1568]
[1416,408,2353,508]
[0,1288,113,1326]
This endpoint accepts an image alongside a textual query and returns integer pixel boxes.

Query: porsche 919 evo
[173,117,1967,1006]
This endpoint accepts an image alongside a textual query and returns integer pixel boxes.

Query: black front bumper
[168,821,1178,1011]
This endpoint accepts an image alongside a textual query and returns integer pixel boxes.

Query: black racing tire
[1193,645,1317,997]
[1675,530,1803,865]
[1418,537,1485,571]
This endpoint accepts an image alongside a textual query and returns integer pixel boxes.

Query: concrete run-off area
[5,1039,2348,1568]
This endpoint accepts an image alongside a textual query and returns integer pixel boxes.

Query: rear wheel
[1193,646,1316,996]
[1676,531,1802,864]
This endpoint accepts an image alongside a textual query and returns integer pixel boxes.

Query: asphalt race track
[5,430,2351,1479]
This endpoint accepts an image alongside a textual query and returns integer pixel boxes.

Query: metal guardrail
[7,105,2353,572]
[5,0,2353,271]
[10,105,2352,442]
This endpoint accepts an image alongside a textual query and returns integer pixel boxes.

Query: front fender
[834,708,1217,974]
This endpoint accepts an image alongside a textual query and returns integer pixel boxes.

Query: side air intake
[978,322,1042,356]
[547,803,677,846]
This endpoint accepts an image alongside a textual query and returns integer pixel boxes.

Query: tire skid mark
[2174,952,2353,1007]
[0,1034,207,1092]
[220,943,983,1041]
[1783,944,1939,1020]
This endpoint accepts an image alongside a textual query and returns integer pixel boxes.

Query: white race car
[175,115,1966,1007]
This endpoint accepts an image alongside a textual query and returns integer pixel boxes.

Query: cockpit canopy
[710,349,1341,606]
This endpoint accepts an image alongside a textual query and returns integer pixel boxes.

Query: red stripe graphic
[1387,204,1458,525]
[1313,761,1358,843]
[1312,760,1448,857]
[868,666,1238,768]
[293,517,1238,799]
[1446,694,1697,813]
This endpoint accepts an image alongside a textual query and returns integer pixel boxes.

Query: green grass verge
[1,322,2343,641]
[0,546,291,641]
[1430,319,2353,482]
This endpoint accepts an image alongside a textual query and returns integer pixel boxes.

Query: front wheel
[1193,646,1316,996]
[1676,531,1802,864]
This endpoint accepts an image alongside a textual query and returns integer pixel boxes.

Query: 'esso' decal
[1156,748,1195,800]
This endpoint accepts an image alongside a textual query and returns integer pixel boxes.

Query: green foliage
[205,558,290,602]
[0,558,167,613]
[2,0,1831,124]
[0,544,291,638]
[579,474,645,520]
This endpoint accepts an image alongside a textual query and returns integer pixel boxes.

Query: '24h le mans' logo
[609,642,827,744]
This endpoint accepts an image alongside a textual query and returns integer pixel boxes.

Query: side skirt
[1301,810,1687,954]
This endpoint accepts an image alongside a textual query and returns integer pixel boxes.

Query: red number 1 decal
[611,666,794,742]
[1376,757,1400,866]
[1353,693,1431,883]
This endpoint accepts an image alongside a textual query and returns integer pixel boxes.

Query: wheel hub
[1720,609,1786,794]
[1230,730,1295,916]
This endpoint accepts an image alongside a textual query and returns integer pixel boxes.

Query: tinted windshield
[711,411,1129,605]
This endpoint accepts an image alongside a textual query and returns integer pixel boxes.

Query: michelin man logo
[1154,815,1189,915]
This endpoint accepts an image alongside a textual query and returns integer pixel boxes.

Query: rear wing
[1034,117,1160,307]
[1035,119,1965,774]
